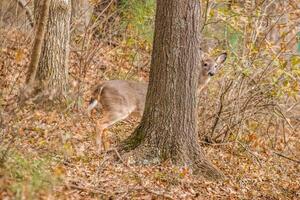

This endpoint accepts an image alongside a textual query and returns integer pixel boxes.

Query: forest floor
[0,30,300,200]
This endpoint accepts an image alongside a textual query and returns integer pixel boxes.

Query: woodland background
[0,0,300,199]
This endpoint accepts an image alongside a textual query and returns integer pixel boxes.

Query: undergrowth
[120,0,155,45]
[0,149,58,199]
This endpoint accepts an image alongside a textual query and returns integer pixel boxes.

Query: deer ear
[216,52,227,65]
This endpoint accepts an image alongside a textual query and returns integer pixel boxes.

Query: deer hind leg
[96,110,131,153]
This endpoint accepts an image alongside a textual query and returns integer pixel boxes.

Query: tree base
[120,129,225,181]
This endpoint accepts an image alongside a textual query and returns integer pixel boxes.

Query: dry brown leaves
[0,29,299,200]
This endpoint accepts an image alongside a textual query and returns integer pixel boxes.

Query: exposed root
[120,133,224,181]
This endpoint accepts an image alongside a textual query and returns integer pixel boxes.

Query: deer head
[198,52,227,93]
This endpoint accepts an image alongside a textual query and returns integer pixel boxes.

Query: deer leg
[96,120,105,153]
[96,111,131,153]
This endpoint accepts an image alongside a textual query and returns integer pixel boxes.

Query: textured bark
[19,0,50,102]
[26,0,50,85]
[123,0,223,180]
[33,0,71,99]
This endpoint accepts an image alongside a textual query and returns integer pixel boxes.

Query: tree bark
[122,0,223,180]
[20,0,50,102]
[33,0,71,100]
[26,0,50,85]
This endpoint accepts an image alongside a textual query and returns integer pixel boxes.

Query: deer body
[88,80,147,119]
[89,53,227,152]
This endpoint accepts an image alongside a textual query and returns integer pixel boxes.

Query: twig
[68,183,108,195]
[199,141,232,146]
[210,80,233,140]
[14,0,34,27]
[273,151,300,165]
[237,141,263,167]
[200,0,210,32]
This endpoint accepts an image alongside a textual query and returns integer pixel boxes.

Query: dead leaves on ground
[0,30,299,200]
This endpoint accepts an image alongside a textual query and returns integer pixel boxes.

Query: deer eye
[204,63,208,67]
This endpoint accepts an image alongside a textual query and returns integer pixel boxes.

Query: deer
[88,52,227,152]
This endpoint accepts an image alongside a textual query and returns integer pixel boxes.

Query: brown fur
[89,53,227,152]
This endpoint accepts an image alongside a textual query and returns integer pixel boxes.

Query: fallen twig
[237,141,264,167]
[273,151,300,165]
[68,182,108,196]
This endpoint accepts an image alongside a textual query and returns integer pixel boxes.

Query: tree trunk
[20,0,50,103]
[122,0,223,180]
[33,0,71,100]
[26,0,50,86]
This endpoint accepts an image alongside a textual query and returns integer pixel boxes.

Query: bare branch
[14,0,34,27]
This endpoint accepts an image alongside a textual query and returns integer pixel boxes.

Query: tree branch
[15,0,34,27]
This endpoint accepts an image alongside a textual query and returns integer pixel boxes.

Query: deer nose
[208,71,215,76]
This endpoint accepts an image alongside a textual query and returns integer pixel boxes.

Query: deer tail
[87,82,105,112]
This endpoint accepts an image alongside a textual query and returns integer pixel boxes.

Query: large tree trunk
[122,0,223,180]
[33,0,71,100]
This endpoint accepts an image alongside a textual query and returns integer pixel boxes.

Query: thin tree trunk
[26,0,50,85]
[20,0,50,102]
[122,0,223,180]
[33,0,71,100]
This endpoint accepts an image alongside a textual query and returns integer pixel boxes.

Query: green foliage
[120,0,155,46]
[206,0,299,87]
[196,1,300,143]
[0,150,57,199]
[225,25,243,53]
